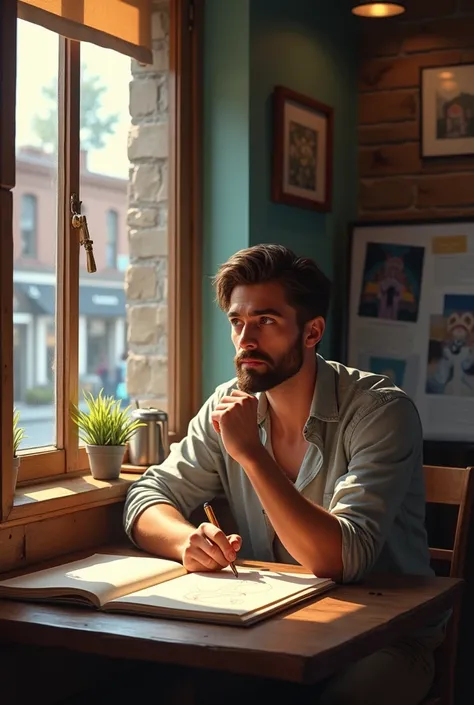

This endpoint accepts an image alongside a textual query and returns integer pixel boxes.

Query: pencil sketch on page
[184,571,272,606]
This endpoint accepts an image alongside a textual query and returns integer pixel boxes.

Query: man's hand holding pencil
[180,506,241,576]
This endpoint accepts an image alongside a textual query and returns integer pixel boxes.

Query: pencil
[203,502,239,578]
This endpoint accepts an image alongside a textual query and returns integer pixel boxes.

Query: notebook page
[0,553,185,606]
[108,566,331,615]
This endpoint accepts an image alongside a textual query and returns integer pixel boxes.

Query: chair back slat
[429,548,453,564]
[423,464,474,579]
[423,465,468,507]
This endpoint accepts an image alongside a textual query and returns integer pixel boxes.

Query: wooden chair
[422,464,474,705]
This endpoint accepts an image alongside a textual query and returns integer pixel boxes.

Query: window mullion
[56,37,81,472]
[0,0,17,521]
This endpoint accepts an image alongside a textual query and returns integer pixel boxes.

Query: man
[124,244,443,705]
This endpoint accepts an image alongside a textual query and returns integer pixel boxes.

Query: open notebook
[0,553,335,626]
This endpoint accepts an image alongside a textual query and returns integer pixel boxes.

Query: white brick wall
[126,0,169,407]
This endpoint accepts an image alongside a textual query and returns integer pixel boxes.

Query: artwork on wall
[346,218,474,445]
[271,86,333,212]
[421,63,474,158]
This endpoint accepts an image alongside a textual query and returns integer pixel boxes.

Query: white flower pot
[86,445,126,480]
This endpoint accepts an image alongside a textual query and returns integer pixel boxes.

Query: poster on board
[347,219,474,443]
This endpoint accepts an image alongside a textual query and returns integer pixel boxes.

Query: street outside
[15,399,131,451]
[14,401,88,450]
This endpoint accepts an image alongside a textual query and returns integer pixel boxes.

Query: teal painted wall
[202,0,251,397]
[249,0,358,360]
[202,0,358,399]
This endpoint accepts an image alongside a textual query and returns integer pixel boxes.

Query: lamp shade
[351,2,406,17]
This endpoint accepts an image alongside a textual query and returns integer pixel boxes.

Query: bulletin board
[347,218,474,444]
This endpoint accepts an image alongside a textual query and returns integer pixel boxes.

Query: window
[106,209,119,269]
[19,194,38,257]
[13,20,59,455]
[0,0,201,521]
[78,45,130,417]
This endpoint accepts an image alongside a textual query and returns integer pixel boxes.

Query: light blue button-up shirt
[124,354,433,585]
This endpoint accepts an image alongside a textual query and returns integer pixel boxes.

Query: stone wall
[358,0,474,220]
[126,0,169,408]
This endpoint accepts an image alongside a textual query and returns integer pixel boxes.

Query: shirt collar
[256,353,340,426]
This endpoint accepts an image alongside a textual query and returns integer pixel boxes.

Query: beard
[234,332,304,394]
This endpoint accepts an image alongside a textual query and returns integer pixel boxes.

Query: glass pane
[13,19,59,450]
[78,43,130,429]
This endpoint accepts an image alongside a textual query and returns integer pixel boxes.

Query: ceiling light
[351,2,406,17]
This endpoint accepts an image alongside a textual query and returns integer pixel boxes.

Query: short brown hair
[213,244,331,324]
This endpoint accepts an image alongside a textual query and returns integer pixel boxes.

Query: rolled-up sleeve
[329,395,423,583]
[124,391,225,541]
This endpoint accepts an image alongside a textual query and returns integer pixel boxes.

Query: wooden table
[0,568,462,685]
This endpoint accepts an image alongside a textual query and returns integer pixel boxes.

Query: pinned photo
[358,243,425,323]
[357,353,419,398]
[426,302,474,397]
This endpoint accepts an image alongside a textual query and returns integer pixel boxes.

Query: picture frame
[420,63,474,158]
[345,217,474,455]
[271,85,333,212]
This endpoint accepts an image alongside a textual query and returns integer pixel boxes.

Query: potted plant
[13,408,26,494]
[72,390,144,480]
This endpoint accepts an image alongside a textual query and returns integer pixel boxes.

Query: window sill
[6,470,140,526]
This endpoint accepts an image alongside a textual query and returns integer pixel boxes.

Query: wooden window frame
[0,0,202,522]
[168,0,202,443]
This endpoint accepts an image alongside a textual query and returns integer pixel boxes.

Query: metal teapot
[128,408,169,466]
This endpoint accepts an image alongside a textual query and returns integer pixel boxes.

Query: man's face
[228,281,306,394]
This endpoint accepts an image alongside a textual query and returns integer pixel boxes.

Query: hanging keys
[70,194,97,273]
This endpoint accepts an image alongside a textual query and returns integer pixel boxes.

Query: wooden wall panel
[0,0,16,190]
[0,502,126,574]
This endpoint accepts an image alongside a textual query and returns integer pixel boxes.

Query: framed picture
[271,86,333,212]
[421,63,474,158]
[345,217,474,449]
